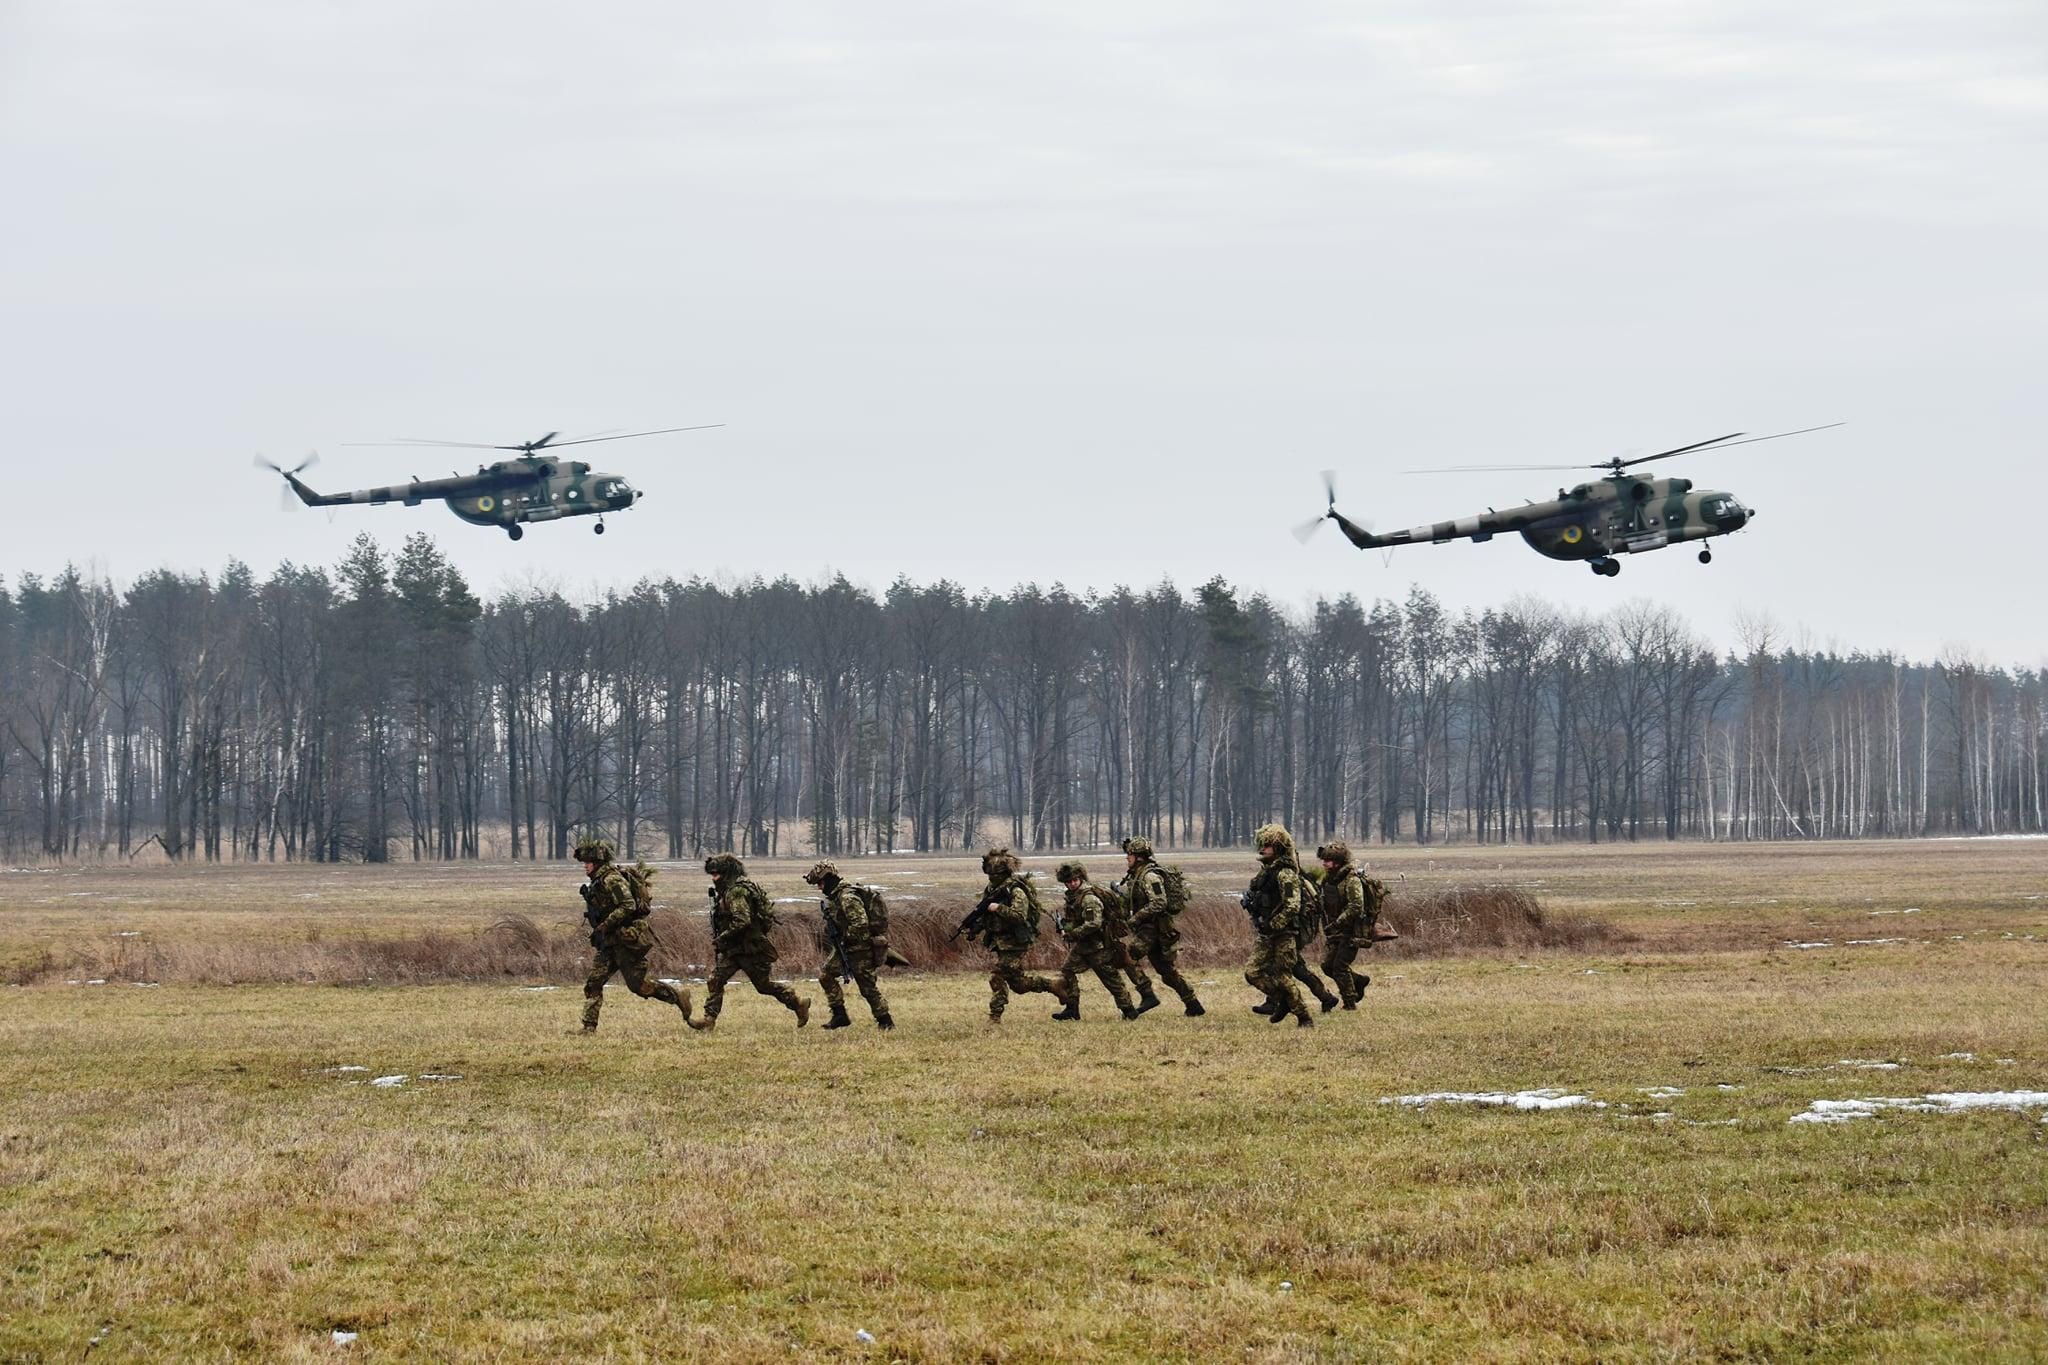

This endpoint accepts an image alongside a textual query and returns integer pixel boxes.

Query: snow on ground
[1785,941,1832,950]
[1790,1091,2048,1124]
[1836,1059,1903,1070]
[1382,1089,1605,1111]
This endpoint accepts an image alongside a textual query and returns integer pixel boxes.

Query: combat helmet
[1120,836,1154,860]
[703,852,745,877]
[1055,861,1088,884]
[572,837,615,865]
[981,846,1020,878]
[1315,840,1353,866]
[1253,823,1296,859]
[803,860,840,886]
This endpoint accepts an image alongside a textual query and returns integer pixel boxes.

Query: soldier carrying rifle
[574,837,694,1034]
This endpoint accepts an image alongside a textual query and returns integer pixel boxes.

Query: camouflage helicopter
[1297,424,1842,576]
[255,425,719,540]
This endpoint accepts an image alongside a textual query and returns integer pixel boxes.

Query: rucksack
[1010,874,1044,929]
[1092,883,1130,936]
[620,861,656,916]
[851,883,890,938]
[738,877,777,932]
[1154,863,1191,916]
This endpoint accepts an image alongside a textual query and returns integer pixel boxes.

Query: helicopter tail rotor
[1294,469,1376,546]
[254,451,324,508]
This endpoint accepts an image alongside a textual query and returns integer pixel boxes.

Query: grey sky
[3,1,2043,663]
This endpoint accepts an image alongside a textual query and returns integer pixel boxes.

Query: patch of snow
[1791,1091,2048,1125]
[115,931,141,937]
[1382,1089,1605,1111]
[321,1065,369,1074]
[1642,1086,1685,1099]
[855,1328,876,1343]
[1836,1059,1902,1070]
[1785,941,1832,950]
[332,1329,358,1345]
[1716,1084,1741,1091]
[517,985,560,992]
[370,1075,407,1088]
[418,1073,463,1082]
[1845,938,1905,946]
[84,979,106,986]
[1941,1052,1976,1061]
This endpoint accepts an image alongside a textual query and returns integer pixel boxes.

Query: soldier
[1052,863,1140,1022]
[1315,841,1379,1008]
[1283,877,1343,1015]
[1241,823,1314,1027]
[688,852,811,1032]
[972,847,1072,1023]
[804,861,895,1031]
[1119,836,1204,1016]
[573,838,693,1034]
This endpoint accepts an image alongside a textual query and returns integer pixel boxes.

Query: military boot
[673,989,695,1023]
[1294,1005,1315,1028]
[1135,990,1162,1016]
[1184,999,1206,1017]
[1250,1001,1277,1017]
[793,996,812,1029]
[1320,992,1340,1014]
[1052,1001,1081,1021]
[823,1004,853,1030]
[1268,1001,1293,1024]
[687,1014,716,1033]
[1119,1003,1141,1021]
[876,1012,895,1031]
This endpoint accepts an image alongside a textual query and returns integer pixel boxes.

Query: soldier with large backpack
[1118,836,1205,1016]
[1315,841,1386,1009]
[689,852,811,1033]
[1052,863,1140,1022]
[803,861,895,1031]
[973,847,1073,1023]
[573,838,693,1034]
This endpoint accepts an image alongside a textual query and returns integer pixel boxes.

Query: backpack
[1010,874,1045,930]
[851,883,890,938]
[738,877,777,933]
[620,861,656,916]
[1092,883,1130,936]
[1154,863,1191,916]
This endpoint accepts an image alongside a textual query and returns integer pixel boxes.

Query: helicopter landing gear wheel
[1589,557,1619,577]
[506,524,524,542]
[1698,548,1712,564]
[594,520,605,535]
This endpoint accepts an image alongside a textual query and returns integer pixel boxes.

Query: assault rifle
[950,887,1012,943]
[820,899,856,981]
[580,882,604,946]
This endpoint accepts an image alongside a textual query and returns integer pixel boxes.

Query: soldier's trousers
[1059,940,1135,1013]
[988,949,1066,1019]
[583,945,687,1029]
[1110,939,1157,1000]
[1291,946,1339,1006]
[1322,935,1368,1004]
[704,949,804,1020]
[1131,928,1201,1006]
[1246,932,1308,1018]
[819,948,890,1022]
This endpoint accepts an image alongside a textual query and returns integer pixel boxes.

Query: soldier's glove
[588,931,603,948]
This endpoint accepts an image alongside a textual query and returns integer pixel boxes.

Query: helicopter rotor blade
[539,424,726,448]
[1291,516,1327,544]
[346,437,506,449]
[1615,422,1845,468]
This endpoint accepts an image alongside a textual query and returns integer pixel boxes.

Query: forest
[2,533,2041,861]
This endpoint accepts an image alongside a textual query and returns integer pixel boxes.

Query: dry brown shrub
[1375,884,1631,958]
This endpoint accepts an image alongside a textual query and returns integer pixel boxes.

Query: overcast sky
[2,1,2042,664]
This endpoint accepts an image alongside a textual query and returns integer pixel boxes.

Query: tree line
[2,533,2041,862]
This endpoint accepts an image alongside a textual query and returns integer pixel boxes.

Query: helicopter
[255,425,720,540]
[1296,424,1842,576]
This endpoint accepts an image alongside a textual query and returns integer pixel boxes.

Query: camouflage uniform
[1120,837,1203,1015]
[1289,883,1342,1014]
[574,839,692,1032]
[1052,864,1138,1021]
[805,861,893,1030]
[1243,823,1313,1027]
[1316,841,1377,1008]
[691,853,810,1031]
[976,848,1071,1021]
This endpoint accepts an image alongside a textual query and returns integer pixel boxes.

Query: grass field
[4,840,2046,1360]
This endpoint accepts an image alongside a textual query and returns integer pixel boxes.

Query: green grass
[5,903,2047,1360]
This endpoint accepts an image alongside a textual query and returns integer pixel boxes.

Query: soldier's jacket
[1125,863,1168,925]
[588,865,638,935]
[1320,866,1369,938]
[1059,888,1111,945]
[982,873,1041,953]
[711,874,776,955]
[820,882,875,950]
[1248,860,1304,937]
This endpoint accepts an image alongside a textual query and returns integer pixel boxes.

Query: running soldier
[1241,823,1314,1027]
[574,838,693,1033]
[1284,877,1342,1015]
[1119,836,1204,1015]
[971,847,1072,1023]
[804,861,894,1031]
[1316,841,1385,1008]
[1052,863,1140,1021]
[689,852,810,1032]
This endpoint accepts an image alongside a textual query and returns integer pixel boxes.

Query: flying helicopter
[1296,423,1842,576]
[255,425,720,540]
